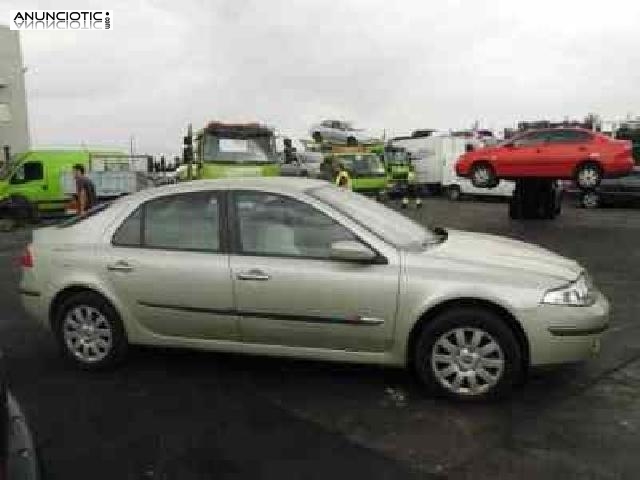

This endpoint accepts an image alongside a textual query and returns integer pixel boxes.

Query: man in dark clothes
[73,164,97,214]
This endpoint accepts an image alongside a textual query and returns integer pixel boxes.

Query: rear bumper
[522,292,609,366]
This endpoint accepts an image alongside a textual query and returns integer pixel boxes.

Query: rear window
[57,202,112,228]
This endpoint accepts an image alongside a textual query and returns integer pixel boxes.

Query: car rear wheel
[470,163,497,188]
[53,292,128,370]
[581,191,600,209]
[576,163,602,189]
[447,185,461,201]
[413,307,523,401]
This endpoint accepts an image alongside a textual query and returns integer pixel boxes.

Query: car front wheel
[413,307,523,401]
[54,292,128,370]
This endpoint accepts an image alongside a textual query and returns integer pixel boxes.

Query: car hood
[422,229,582,282]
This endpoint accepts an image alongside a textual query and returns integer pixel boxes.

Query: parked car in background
[309,120,379,145]
[279,151,324,178]
[20,178,609,401]
[579,166,640,208]
[455,128,634,189]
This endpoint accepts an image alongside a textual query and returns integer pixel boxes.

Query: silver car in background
[279,151,324,178]
[19,178,608,400]
[310,120,379,145]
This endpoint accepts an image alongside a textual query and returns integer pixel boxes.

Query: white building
[0,25,30,163]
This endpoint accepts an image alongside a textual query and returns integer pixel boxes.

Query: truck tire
[447,185,461,201]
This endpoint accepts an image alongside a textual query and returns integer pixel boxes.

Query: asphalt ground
[0,196,639,479]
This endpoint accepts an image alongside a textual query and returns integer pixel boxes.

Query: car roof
[125,177,328,203]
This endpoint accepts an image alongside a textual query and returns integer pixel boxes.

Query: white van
[391,134,514,200]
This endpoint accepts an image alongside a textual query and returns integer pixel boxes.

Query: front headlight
[541,273,595,307]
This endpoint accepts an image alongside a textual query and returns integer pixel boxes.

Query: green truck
[382,145,415,196]
[0,150,92,216]
[0,149,144,220]
[181,122,280,180]
[319,148,388,198]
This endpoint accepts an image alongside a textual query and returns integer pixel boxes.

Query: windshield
[310,185,438,249]
[202,134,275,164]
[337,154,385,175]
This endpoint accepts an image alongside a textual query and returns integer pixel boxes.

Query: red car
[456,128,634,189]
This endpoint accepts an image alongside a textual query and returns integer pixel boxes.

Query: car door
[104,190,238,340]
[498,131,549,177]
[8,160,49,204]
[229,190,400,352]
[545,129,593,177]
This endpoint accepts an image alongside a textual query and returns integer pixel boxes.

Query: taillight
[19,246,33,269]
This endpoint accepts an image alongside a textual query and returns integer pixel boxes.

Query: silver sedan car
[19,178,609,400]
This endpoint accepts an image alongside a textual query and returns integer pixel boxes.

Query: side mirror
[330,240,378,263]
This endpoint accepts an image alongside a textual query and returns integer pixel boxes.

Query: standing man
[73,164,97,215]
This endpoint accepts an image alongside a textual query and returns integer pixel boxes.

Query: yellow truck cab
[182,122,280,179]
[319,146,388,198]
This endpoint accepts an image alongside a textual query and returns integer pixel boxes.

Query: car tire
[53,291,128,370]
[575,163,602,189]
[413,306,523,401]
[346,136,357,146]
[312,132,322,143]
[581,191,600,209]
[447,185,461,201]
[470,163,497,189]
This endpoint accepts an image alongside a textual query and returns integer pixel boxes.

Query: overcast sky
[2,0,640,155]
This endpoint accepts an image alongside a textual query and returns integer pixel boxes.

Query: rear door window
[112,192,221,252]
[547,130,592,144]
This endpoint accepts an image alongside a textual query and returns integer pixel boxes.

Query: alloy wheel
[582,192,599,208]
[63,305,113,363]
[431,327,505,396]
[577,167,599,189]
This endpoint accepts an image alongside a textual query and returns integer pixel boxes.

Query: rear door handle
[236,269,270,281]
[107,260,134,273]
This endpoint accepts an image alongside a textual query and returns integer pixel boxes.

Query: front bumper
[522,291,609,366]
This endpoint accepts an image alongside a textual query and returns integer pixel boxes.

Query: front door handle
[107,260,134,273]
[237,269,270,281]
